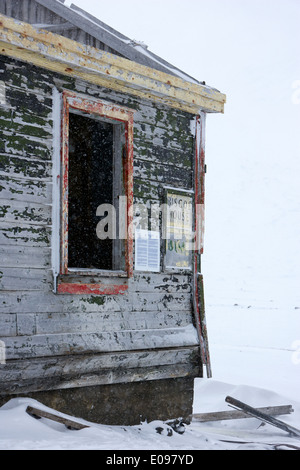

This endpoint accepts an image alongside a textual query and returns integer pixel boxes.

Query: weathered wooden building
[0,0,226,425]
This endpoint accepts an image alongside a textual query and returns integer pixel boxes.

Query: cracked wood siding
[0,347,200,395]
[0,54,201,394]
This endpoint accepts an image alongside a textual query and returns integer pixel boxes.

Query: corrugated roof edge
[69,2,202,85]
[0,13,226,114]
[35,0,208,87]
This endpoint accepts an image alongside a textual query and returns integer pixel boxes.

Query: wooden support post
[193,114,212,378]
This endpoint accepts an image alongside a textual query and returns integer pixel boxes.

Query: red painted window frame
[58,90,134,295]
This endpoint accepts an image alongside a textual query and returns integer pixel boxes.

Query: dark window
[59,91,134,293]
[68,113,115,270]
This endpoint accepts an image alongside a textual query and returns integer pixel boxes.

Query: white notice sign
[135,230,160,272]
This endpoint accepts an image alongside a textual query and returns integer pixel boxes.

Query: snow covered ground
[0,378,299,451]
[0,288,299,451]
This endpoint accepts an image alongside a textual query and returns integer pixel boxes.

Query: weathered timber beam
[26,406,89,430]
[192,405,294,423]
[0,14,226,114]
[226,397,300,438]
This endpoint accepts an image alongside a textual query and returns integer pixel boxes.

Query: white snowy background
[0,0,299,450]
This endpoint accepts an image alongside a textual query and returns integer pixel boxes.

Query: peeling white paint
[51,87,62,292]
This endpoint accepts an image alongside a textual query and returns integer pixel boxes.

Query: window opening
[60,91,134,283]
[68,112,121,271]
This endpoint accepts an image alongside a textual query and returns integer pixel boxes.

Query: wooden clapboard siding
[0,313,16,337]
[132,273,192,293]
[3,324,198,360]
[135,145,193,171]
[33,309,193,336]
[0,52,200,395]
[0,267,52,291]
[0,289,191,315]
[0,199,51,225]
[0,176,51,205]
[0,222,51,247]
[0,154,52,180]
[133,159,192,189]
[0,347,200,395]
[0,245,50,268]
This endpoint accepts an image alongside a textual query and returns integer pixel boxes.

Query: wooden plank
[74,77,196,132]
[0,154,52,180]
[0,245,50,268]
[134,105,194,134]
[133,158,192,189]
[2,325,199,360]
[131,273,192,293]
[16,313,36,336]
[0,291,125,314]
[0,175,51,205]
[0,115,52,140]
[0,284,192,313]
[192,114,211,378]
[225,396,300,438]
[1,130,51,160]
[34,0,197,81]
[0,199,51,225]
[34,309,193,335]
[0,267,52,291]
[0,14,226,114]
[0,313,16,337]
[134,178,193,202]
[26,406,89,430]
[134,122,193,152]
[0,221,51,247]
[131,292,192,312]
[57,283,129,296]
[134,145,193,170]
[74,77,196,135]
[0,348,199,382]
[0,347,200,393]
[6,84,53,118]
[34,0,139,63]
[2,98,53,129]
[2,361,199,395]
[192,405,294,423]
[0,348,199,381]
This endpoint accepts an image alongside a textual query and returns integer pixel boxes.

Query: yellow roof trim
[0,14,226,114]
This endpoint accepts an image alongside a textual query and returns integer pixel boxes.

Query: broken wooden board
[192,405,294,423]
[226,397,300,439]
[26,406,89,431]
